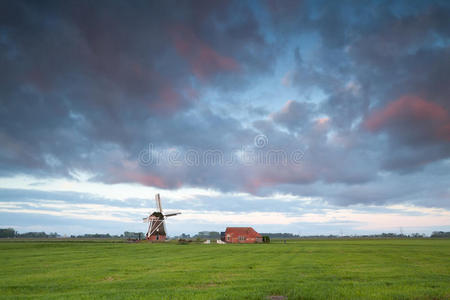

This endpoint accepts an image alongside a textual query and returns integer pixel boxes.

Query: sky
[1,0,450,236]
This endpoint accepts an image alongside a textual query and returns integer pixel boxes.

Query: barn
[223,227,262,243]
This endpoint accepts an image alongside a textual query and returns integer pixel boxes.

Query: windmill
[143,194,180,241]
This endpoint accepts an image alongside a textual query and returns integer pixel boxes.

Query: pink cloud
[150,85,184,114]
[244,177,277,193]
[105,159,184,189]
[314,117,330,131]
[127,65,197,114]
[147,83,198,115]
[364,96,450,141]
[244,166,317,194]
[170,25,240,80]
[121,170,169,189]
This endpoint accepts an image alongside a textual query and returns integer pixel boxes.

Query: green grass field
[0,239,449,299]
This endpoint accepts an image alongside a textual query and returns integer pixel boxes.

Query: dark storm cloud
[277,0,450,173]
[0,0,449,209]
[364,95,450,171]
[0,0,269,177]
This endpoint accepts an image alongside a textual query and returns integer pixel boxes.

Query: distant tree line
[69,232,145,239]
[1,228,449,239]
[171,232,222,239]
[175,232,431,240]
[0,228,16,238]
[261,233,301,239]
[70,233,118,238]
[257,232,435,239]
[0,228,60,238]
[431,231,450,238]
[194,231,221,239]
[0,228,139,239]
[123,232,145,239]
[176,233,192,239]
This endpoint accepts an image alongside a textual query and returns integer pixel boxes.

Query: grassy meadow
[0,239,449,299]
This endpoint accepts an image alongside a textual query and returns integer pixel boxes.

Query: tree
[195,231,220,239]
[124,231,145,239]
[19,232,48,238]
[262,236,270,243]
[0,228,16,238]
[431,231,450,238]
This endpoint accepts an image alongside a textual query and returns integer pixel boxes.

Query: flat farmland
[0,239,449,299]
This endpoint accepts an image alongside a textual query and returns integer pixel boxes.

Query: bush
[431,231,450,238]
[0,228,16,238]
[177,239,192,245]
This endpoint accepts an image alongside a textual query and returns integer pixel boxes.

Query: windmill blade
[163,220,167,235]
[149,219,164,236]
[147,218,153,237]
[155,194,163,213]
[164,212,181,217]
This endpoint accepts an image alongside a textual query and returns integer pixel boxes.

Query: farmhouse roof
[225,227,262,238]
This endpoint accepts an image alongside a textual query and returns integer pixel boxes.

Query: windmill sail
[155,193,162,212]
[164,212,181,217]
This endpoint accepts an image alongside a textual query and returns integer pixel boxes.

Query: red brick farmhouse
[223,227,263,243]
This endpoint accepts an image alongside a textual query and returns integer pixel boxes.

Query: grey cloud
[271,100,316,131]
[0,0,449,210]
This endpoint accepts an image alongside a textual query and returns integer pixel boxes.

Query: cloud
[270,100,315,131]
[170,25,240,80]
[0,0,449,221]
[363,96,450,171]
[1,186,449,235]
[365,95,450,142]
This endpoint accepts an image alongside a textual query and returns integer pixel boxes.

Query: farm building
[223,227,262,243]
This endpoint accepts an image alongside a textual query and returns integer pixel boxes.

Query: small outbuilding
[224,227,262,243]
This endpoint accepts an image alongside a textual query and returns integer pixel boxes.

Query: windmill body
[143,194,180,241]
